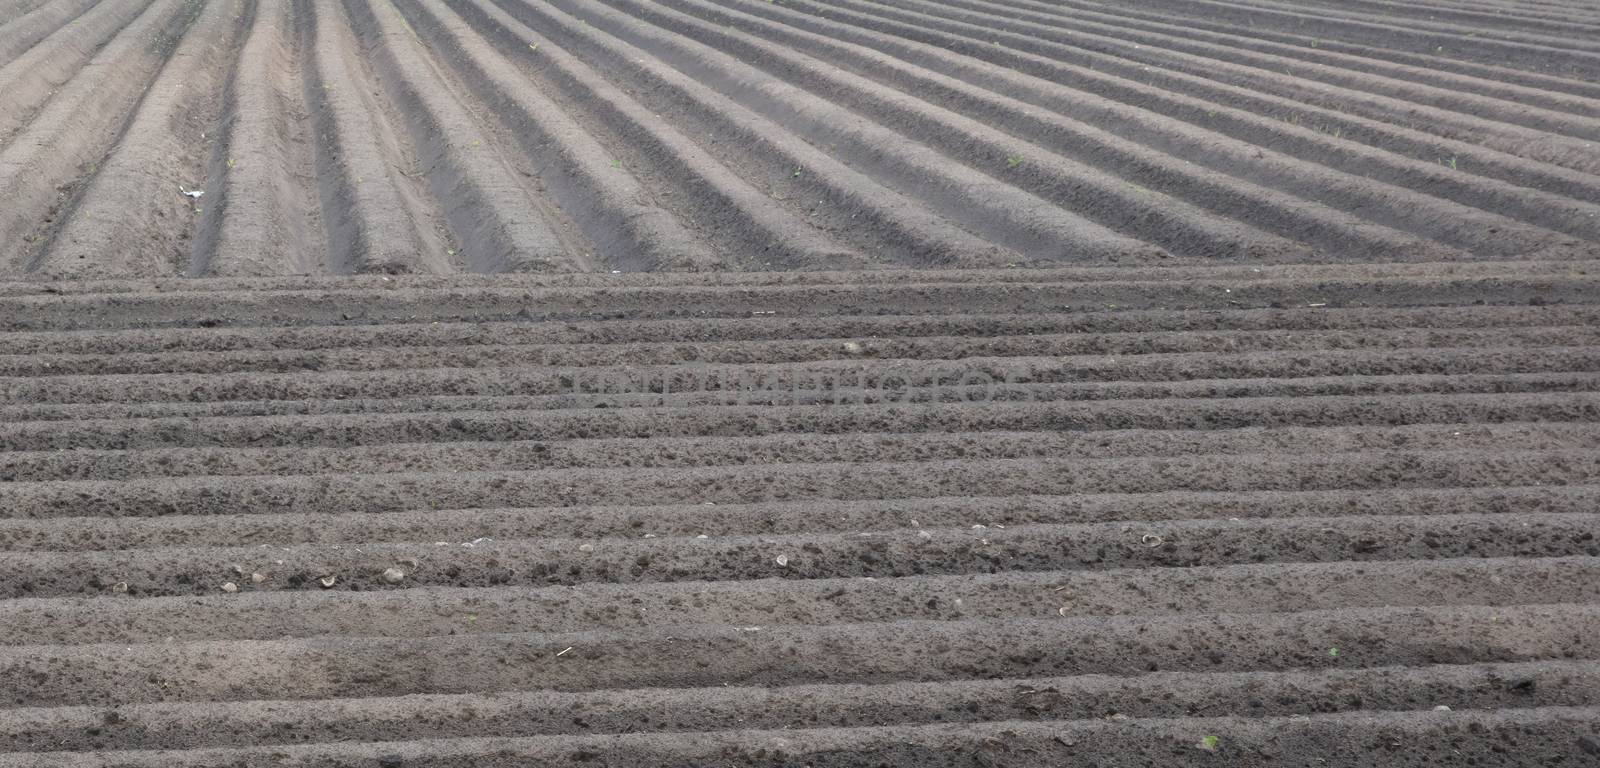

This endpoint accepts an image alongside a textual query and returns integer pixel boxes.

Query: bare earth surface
[2,0,1600,766]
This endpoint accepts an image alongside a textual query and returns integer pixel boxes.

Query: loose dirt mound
[2,266,1599,765]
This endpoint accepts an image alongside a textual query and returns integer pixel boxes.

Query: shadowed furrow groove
[924,0,1600,141]
[36,0,250,279]
[0,661,1593,752]
[744,0,1597,258]
[0,0,97,67]
[201,0,325,276]
[0,0,197,274]
[412,0,869,270]
[2,709,1599,766]
[300,0,447,275]
[341,0,588,273]
[0,0,158,150]
[3,605,1596,705]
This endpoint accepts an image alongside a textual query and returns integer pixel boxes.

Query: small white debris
[221,582,238,593]
[250,572,266,583]
[578,543,595,552]
[381,568,405,584]
[1141,534,1165,547]
[842,341,863,355]
[696,534,709,540]
[610,270,622,274]
[318,575,338,589]
[775,554,790,567]
[1433,705,1452,712]
[918,530,932,539]
[643,533,657,538]
[1307,302,1327,307]
[556,646,574,657]
[111,581,129,594]
[179,186,204,199]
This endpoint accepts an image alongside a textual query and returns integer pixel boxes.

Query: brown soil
[2,0,1599,765]
[0,0,1596,274]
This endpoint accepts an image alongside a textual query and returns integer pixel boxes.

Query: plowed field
[2,0,1599,765]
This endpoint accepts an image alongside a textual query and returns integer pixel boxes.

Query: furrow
[5,371,1595,424]
[394,0,733,271]
[3,555,1593,641]
[6,345,1597,405]
[867,0,1600,206]
[1216,0,1600,56]
[656,0,1386,263]
[758,0,1598,257]
[198,0,326,276]
[1049,0,1600,117]
[3,303,1595,356]
[8,421,1599,482]
[1296,0,1600,33]
[6,513,1600,598]
[0,0,96,67]
[411,0,870,271]
[550,0,1290,262]
[510,0,1170,264]
[7,484,1596,553]
[1104,0,1600,78]
[1063,0,1600,103]
[2,391,1594,452]
[4,708,1598,767]
[949,0,1600,138]
[7,252,1573,295]
[1407,0,1600,22]
[1,661,1594,752]
[3,272,1594,331]
[0,0,196,274]
[459,4,1015,268]
[0,0,47,27]
[1,604,1594,706]
[0,0,158,149]
[867,0,1600,186]
[667,0,1600,252]
[34,0,249,279]
[300,0,445,274]
[5,324,1598,376]
[2,450,1598,519]
[339,0,587,272]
